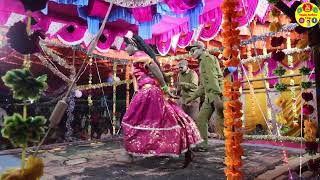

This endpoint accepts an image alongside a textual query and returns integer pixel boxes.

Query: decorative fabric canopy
[0,0,266,55]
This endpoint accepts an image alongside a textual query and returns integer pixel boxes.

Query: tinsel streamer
[102,0,161,8]
[76,80,133,91]
[112,62,117,134]
[41,40,129,64]
[35,54,72,83]
[221,0,243,179]
[271,34,293,178]
[300,54,317,155]
[286,35,299,127]
[87,58,93,140]
[65,90,75,141]
[40,42,76,78]
[244,134,307,142]
[262,46,276,132]
[242,47,310,64]
[166,23,298,61]
[125,64,130,110]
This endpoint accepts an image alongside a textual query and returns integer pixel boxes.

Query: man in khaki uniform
[177,60,199,121]
[185,41,224,151]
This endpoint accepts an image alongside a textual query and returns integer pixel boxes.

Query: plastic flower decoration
[1,113,47,147]
[6,22,45,55]
[1,68,47,101]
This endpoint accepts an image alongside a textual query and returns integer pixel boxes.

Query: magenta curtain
[177,31,194,48]
[164,0,199,13]
[131,6,154,22]
[87,0,111,18]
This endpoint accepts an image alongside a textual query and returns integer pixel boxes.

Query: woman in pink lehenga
[121,34,202,168]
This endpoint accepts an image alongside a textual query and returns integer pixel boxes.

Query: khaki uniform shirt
[191,52,223,103]
[178,69,199,104]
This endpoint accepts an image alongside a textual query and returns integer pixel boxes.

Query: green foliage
[273,65,286,76]
[299,66,311,75]
[267,0,279,4]
[301,82,312,89]
[275,83,288,91]
[280,126,290,135]
[1,69,48,101]
[1,113,47,147]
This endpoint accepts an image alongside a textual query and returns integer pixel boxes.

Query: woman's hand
[167,90,179,99]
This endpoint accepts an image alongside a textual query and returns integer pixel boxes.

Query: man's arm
[180,71,199,90]
[189,81,204,100]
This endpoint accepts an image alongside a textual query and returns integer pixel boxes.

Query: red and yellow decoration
[1,156,44,180]
[221,0,243,179]
[302,91,318,155]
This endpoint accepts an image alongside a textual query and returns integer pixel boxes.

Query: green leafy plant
[1,69,48,101]
[273,65,286,76]
[1,68,48,170]
[1,113,47,148]
[301,82,312,89]
[267,0,279,4]
[280,126,290,135]
[299,66,311,76]
[275,83,288,91]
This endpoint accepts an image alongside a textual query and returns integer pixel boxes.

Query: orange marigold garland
[221,0,243,179]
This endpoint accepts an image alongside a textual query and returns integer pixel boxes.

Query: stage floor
[0,139,314,180]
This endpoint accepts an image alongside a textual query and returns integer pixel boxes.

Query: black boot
[182,149,194,168]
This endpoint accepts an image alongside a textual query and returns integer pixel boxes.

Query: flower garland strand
[221,0,243,179]
[300,64,317,155]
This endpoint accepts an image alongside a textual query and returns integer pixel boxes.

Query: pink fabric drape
[164,0,199,13]
[199,8,222,40]
[177,31,194,48]
[131,6,154,22]
[96,30,116,51]
[87,0,111,18]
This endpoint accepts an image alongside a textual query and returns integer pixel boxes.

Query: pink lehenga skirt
[122,84,203,157]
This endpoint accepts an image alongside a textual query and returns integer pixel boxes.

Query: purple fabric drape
[164,0,199,13]
[131,6,154,22]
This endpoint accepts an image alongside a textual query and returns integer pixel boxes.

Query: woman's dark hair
[124,34,170,83]
[124,35,161,67]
